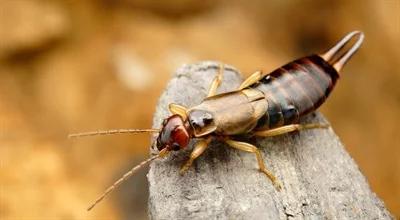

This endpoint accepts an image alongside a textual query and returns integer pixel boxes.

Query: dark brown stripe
[289,63,325,105]
[303,58,332,83]
[308,55,340,82]
[271,70,301,124]
[293,60,327,99]
[289,62,327,113]
[269,78,292,109]
[307,55,339,99]
[289,62,325,98]
[298,59,332,96]
[269,68,285,78]
[293,61,328,112]
[279,67,314,113]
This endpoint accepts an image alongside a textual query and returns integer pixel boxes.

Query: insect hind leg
[253,123,329,137]
[225,139,281,190]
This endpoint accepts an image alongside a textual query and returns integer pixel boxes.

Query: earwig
[69,31,364,211]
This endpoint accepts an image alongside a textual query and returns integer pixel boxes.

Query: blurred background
[0,0,399,219]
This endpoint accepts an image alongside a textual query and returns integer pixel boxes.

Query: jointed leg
[253,123,329,137]
[238,70,264,90]
[168,103,188,120]
[207,63,224,97]
[180,137,212,174]
[225,139,281,189]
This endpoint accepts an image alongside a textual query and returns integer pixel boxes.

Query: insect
[69,31,364,211]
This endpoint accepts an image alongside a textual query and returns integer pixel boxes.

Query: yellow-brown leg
[238,70,263,90]
[225,139,281,189]
[207,63,224,97]
[168,103,188,120]
[180,137,212,174]
[253,123,329,137]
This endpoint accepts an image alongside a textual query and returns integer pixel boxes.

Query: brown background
[0,0,399,219]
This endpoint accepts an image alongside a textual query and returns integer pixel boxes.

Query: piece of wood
[147,62,393,219]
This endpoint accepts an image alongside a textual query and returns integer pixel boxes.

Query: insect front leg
[225,139,281,190]
[238,70,264,90]
[253,123,329,137]
[168,103,188,119]
[207,63,224,97]
[180,137,212,174]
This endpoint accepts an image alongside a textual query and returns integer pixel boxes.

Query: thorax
[187,89,267,137]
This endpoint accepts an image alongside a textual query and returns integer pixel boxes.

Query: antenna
[87,148,169,211]
[68,128,159,138]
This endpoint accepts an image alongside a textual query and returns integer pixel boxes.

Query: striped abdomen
[251,54,339,130]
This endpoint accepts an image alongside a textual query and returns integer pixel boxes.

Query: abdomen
[251,54,339,130]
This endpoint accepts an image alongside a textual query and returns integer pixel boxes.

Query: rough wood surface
[147,61,393,220]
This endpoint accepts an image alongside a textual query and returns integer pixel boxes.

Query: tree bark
[147,61,393,220]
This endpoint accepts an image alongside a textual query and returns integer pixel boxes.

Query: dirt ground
[0,1,399,219]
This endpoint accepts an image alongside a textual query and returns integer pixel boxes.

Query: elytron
[69,31,364,211]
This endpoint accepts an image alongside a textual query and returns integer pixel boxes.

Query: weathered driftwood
[147,62,392,219]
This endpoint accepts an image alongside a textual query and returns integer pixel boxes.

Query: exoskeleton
[70,31,364,211]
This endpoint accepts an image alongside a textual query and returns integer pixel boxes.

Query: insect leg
[168,103,188,120]
[253,123,329,137]
[225,139,281,189]
[238,70,263,90]
[207,63,224,97]
[180,137,212,174]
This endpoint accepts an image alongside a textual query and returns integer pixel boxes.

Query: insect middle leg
[207,63,224,97]
[180,137,212,174]
[253,123,329,137]
[225,139,281,189]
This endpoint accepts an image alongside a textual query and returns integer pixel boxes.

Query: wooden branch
[147,62,393,219]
